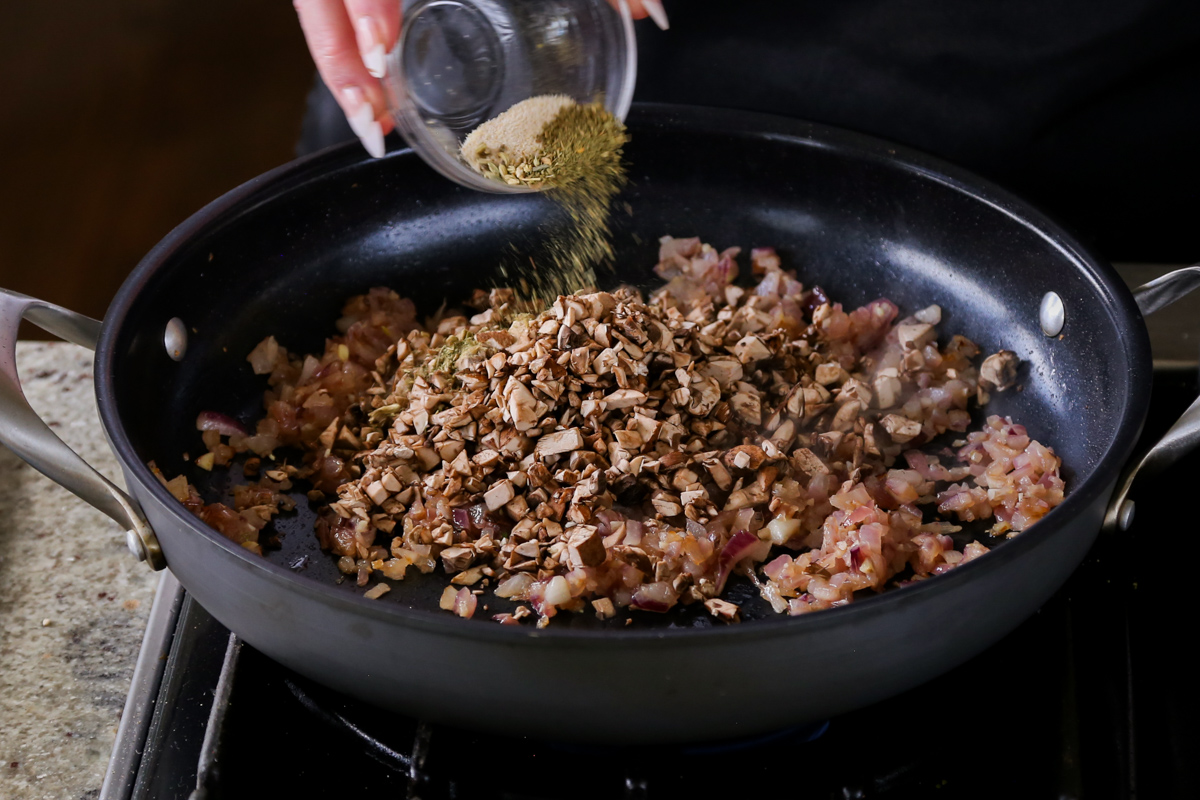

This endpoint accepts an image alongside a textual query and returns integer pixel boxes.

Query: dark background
[4,0,1198,340]
[633,0,1200,265]
[1,2,313,336]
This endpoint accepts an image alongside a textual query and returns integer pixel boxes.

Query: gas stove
[99,265,1200,800]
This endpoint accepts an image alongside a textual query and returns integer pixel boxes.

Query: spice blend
[462,96,630,304]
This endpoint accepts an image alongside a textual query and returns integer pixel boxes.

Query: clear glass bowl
[384,0,636,193]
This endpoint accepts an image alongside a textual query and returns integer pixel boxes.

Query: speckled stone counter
[1,343,159,800]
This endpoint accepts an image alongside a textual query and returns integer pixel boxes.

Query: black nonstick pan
[3,104,1197,743]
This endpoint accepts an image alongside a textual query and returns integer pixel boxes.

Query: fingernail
[342,87,386,159]
[356,16,388,79]
[642,0,669,30]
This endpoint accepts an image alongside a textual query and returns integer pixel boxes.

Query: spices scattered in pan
[161,237,1063,626]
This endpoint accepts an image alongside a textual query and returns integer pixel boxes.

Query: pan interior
[105,107,1146,630]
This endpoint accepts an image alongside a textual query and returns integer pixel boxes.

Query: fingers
[293,0,393,158]
[344,0,403,79]
[296,0,664,161]
[627,0,669,30]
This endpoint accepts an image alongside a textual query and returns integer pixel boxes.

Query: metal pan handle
[0,289,163,568]
[1103,265,1200,533]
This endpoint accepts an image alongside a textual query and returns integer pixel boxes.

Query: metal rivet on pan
[1117,499,1136,532]
[126,530,147,562]
[1039,292,1065,337]
[164,317,188,361]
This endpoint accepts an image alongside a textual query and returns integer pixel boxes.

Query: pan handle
[0,289,164,568]
[1103,265,1200,533]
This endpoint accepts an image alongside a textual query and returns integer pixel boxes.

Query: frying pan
[3,105,1199,743]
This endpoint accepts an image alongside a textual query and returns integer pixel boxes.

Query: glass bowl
[383,0,636,193]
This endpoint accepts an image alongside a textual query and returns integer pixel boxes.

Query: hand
[292,0,668,160]
[629,1,670,30]
[293,0,402,159]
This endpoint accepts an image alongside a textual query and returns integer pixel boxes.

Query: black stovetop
[107,367,1200,800]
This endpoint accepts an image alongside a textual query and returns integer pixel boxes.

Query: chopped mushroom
[881,414,923,443]
[704,598,740,621]
[592,597,617,619]
[896,322,936,350]
[484,479,515,511]
[440,546,475,573]
[980,350,1021,391]
[535,428,585,457]
[567,526,606,567]
[733,335,772,364]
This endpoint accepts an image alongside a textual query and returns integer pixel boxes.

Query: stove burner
[284,677,413,772]
[547,720,831,758]
[287,668,831,766]
[681,720,831,754]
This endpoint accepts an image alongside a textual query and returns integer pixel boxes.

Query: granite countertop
[0,343,159,800]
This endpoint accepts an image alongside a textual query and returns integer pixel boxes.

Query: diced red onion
[756,270,782,297]
[495,573,533,599]
[196,411,248,437]
[802,286,829,315]
[543,575,572,608]
[733,508,757,533]
[766,516,800,545]
[631,582,676,613]
[246,336,280,374]
[763,554,792,581]
[715,531,767,593]
[848,546,864,571]
[453,587,477,619]
[848,505,874,524]
[859,523,883,553]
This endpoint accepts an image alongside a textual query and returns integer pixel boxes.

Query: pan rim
[95,102,1152,644]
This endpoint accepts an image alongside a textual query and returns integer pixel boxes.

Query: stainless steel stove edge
[99,571,185,800]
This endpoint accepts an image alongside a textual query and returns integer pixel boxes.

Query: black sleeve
[634,0,1200,261]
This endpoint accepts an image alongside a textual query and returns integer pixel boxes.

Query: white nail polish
[342,87,386,159]
[364,44,387,79]
[360,120,386,159]
[345,99,373,139]
[642,0,669,30]
[357,17,388,79]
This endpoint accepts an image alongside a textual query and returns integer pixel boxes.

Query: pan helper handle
[0,289,163,568]
[1103,264,1200,533]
